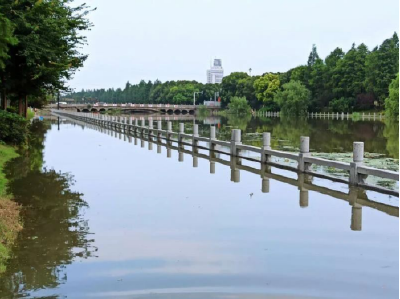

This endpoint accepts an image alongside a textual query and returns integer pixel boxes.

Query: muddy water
[0,117,398,299]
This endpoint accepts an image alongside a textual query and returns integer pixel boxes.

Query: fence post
[230,129,242,156]
[193,124,199,147]
[230,156,241,183]
[261,132,271,163]
[349,187,362,231]
[298,136,311,172]
[178,150,184,162]
[178,123,184,146]
[350,142,365,185]
[167,121,172,144]
[148,119,154,140]
[141,119,145,137]
[210,126,216,151]
[157,121,162,142]
[134,119,138,135]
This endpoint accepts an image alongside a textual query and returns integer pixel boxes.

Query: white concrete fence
[53,110,399,195]
[256,111,384,121]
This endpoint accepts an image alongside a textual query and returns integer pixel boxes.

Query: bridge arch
[181,110,188,115]
[82,108,90,113]
[174,109,181,114]
[167,109,173,114]
[90,108,98,112]
[189,110,195,115]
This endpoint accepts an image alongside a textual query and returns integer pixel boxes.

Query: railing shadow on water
[52,113,399,233]
[55,110,399,194]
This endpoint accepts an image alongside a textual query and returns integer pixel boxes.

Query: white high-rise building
[207,59,224,84]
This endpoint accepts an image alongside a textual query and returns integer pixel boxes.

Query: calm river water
[0,115,398,299]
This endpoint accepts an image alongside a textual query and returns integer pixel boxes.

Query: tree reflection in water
[0,121,96,298]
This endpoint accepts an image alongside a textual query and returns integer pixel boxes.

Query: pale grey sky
[70,0,399,90]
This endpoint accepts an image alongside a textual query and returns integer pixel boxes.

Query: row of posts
[58,111,367,231]
[69,112,364,232]
[66,111,367,186]
[257,110,383,121]
[308,112,383,121]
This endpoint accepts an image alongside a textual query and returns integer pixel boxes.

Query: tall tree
[365,32,399,105]
[253,73,280,110]
[0,0,93,116]
[385,73,399,118]
[0,13,17,110]
[220,72,249,107]
[274,80,311,116]
[330,43,369,99]
[307,44,320,67]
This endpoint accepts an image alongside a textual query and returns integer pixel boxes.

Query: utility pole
[193,91,203,106]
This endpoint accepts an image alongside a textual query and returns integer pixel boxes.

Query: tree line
[221,33,398,116]
[0,0,92,117]
[67,80,221,106]
[67,33,399,117]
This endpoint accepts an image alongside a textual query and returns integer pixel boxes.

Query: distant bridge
[47,103,221,114]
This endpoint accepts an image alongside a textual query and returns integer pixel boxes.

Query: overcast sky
[69,0,399,91]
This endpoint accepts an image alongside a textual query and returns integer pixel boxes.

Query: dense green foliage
[329,97,355,113]
[0,0,92,113]
[274,81,311,116]
[66,33,398,114]
[253,73,280,110]
[227,96,252,114]
[0,110,28,145]
[0,14,17,70]
[68,80,221,105]
[385,73,399,118]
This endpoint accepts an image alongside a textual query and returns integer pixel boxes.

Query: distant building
[207,59,224,84]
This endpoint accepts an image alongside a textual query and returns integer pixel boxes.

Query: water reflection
[59,112,399,158]
[4,117,396,299]
[64,117,398,232]
[0,122,95,297]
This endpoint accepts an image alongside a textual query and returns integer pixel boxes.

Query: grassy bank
[0,144,22,274]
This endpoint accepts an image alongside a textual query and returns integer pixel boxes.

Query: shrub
[197,105,210,117]
[6,107,17,114]
[0,110,29,145]
[227,96,252,114]
[385,73,399,119]
[329,97,355,112]
[274,80,311,116]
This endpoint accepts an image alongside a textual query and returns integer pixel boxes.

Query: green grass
[0,144,21,274]
[27,108,35,120]
[0,145,19,196]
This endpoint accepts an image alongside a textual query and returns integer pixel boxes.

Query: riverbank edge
[0,144,22,274]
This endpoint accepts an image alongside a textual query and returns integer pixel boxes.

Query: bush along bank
[0,110,29,146]
[0,144,22,274]
[0,110,28,274]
